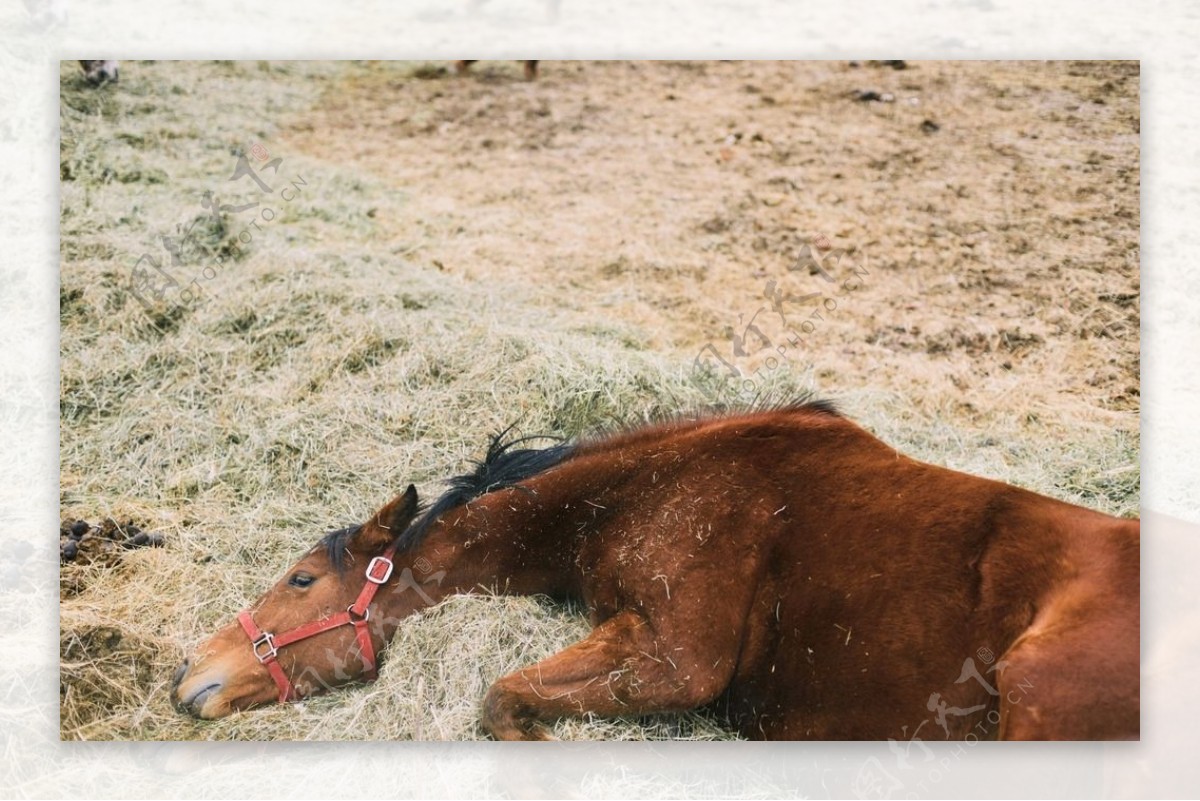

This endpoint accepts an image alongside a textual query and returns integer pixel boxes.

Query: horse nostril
[172,660,189,689]
[179,682,223,717]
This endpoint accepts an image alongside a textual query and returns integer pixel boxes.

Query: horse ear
[373,484,420,534]
[356,485,420,552]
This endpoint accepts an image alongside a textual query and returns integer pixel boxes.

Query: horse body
[171,403,1139,740]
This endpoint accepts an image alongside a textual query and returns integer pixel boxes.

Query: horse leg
[995,604,1139,740]
[523,61,539,81]
[481,610,725,740]
[454,60,476,75]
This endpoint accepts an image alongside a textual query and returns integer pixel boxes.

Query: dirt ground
[58,60,1139,742]
[309,60,1139,419]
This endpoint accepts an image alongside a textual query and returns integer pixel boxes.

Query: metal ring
[251,632,277,662]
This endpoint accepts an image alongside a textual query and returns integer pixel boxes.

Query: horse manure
[125,532,150,548]
[60,517,166,594]
[96,518,139,540]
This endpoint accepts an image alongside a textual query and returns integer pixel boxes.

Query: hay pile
[59,60,1138,741]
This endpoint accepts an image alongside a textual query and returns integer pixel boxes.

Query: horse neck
[378,467,600,623]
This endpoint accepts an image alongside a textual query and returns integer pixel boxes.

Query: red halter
[237,542,399,704]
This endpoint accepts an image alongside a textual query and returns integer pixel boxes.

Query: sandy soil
[301,60,1139,425]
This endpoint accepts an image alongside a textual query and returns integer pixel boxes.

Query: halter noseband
[236,541,399,704]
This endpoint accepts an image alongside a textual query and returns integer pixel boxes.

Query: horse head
[171,486,421,718]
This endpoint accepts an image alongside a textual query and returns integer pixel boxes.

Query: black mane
[397,428,575,552]
[738,390,840,418]
[321,426,574,571]
[320,396,836,571]
[319,524,363,572]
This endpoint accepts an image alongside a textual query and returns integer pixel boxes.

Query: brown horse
[171,401,1139,740]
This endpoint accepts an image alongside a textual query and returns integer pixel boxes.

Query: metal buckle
[251,631,278,663]
[365,556,394,585]
[347,603,370,623]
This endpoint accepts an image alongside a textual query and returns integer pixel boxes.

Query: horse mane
[319,524,364,572]
[394,426,575,553]
[320,395,837,571]
[321,425,574,571]
[574,390,840,444]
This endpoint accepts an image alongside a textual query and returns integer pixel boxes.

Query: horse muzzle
[171,657,232,719]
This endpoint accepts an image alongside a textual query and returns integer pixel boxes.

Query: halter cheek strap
[237,542,399,704]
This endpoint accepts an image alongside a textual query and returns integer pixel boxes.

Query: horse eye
[288,573,316,588]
